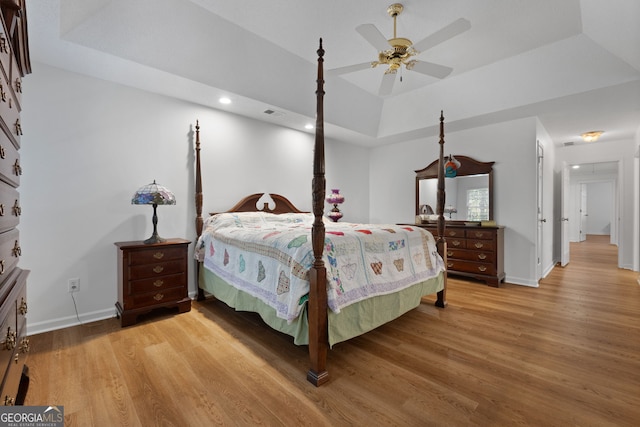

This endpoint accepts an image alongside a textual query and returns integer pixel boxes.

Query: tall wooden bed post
[195,120,203,236]
[307,38,329,386]
[435,111,448,308]
[194,120,206,301]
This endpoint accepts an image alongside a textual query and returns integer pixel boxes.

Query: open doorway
[564,161,619,264]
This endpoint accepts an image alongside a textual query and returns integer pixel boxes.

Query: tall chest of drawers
[115,239,191,326]
[0,0,31,406]
[421,224,505,287]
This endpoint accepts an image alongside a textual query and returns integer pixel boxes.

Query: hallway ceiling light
[580,130,604,142]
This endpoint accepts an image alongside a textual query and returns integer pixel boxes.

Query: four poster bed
[193,39,449,386]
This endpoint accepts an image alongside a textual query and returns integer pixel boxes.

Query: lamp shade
[132,180,176,206]
[132,180,176,244]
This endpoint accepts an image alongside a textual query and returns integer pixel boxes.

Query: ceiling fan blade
[326,62,372,76]
[356,24,391,52]
[408,61,453,79]
[412,18,471,53]
[378,71,396,96]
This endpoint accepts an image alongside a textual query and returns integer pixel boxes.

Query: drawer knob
[478,253,487,260]
[447,262,454,268]
[451,240,461,246]
[12,240,21,257]
[19,337,29,354]
[4,396,14,406]
[474,242,484,249]
[447,251,453,257]
[0,82,5,103]
[19,298,27,315]
[0,260,4,274]
[448,231,456,237]
[0,204,3,216]
[14,119,22,136]
[15,78,21,94]
[153,265,164,274]
[3,327,16,351]
[478,266,487,272]
[13,200,21,216]
[13,159,22,176]
[475,232,484,238]
[153,293,164,301]
[153,280,164,287]
[0,145,4,159]
[153,252,165,260]
[0,35,7,53]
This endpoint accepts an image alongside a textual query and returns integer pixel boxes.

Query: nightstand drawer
[129,259,185,280]
[130,273,186,294]
[127,246,186,265]
[130,287,186,309]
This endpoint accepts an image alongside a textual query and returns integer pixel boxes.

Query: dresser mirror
[415,155,494,222]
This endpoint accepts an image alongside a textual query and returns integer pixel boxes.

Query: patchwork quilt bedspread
[195,212,445,322]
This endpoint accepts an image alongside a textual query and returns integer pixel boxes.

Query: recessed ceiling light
[305,123,314,130]
[572,165,580,169]
[219,97,231,105]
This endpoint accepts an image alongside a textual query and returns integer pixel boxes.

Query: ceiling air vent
[263,109,284,117]
[563,141,574,146]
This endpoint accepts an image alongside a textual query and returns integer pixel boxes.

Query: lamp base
[144,234,166,245]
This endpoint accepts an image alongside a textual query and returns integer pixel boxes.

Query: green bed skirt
[199,267,444,347]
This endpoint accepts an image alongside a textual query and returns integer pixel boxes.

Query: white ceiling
[26,0,640,147]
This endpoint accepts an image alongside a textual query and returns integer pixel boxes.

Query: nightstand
[115,238,191,326]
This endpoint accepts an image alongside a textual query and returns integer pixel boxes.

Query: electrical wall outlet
[68,278,80,293]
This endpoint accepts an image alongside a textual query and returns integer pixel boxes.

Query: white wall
[370,117,540,286]
[20,63,369,334]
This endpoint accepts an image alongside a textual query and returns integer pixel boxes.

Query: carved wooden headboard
[212,193,307,215]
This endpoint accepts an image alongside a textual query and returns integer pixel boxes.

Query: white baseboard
[27,295,198,336]
[504,276,539,287]
[27,307,117,336]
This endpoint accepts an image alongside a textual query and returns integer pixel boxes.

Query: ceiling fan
[328,3,471,96]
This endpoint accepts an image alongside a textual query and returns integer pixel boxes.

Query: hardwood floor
[24,235,640,426]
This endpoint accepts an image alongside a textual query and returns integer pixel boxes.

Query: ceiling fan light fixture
[329,3,470,96]
[581,130,604,142]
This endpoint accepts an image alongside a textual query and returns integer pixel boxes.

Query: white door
[580,183,588,242]
[561,162,570,266]
[537,143,544,279]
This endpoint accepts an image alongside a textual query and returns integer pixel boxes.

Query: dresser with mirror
[415,155,505,287]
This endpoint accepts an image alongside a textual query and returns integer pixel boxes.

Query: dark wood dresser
[115,239,191,326]
[0,0,30,406]
[420,224,505,287]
